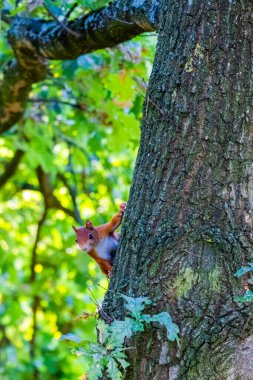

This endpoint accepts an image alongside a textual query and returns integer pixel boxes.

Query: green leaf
[109,318,134,346]
[139,314,153,323]
[60,333,83,343]
[121,295,151,318]
[116,357,130,370]
[107,358,122,380]
[150,312,180,342]
[235,290,253,303]
[131,319,145,333]
[235,264,253,277]
[87,363,104,380]
[89,343,105,354]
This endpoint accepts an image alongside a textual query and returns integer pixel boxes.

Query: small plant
[61,295,180,380]
[235,263,253,302]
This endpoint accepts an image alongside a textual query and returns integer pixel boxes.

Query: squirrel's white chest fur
[96,236,118,260]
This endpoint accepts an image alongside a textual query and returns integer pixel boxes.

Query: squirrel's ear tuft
[72,225,78,232]
[85,220,94,230]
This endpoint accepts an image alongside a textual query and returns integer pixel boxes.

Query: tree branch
[0,0,160,134]
[37,166,77,220]
[30,207,47,380]
[0,149,24,187]
[28,97,87,111]
[0,59,47,135]
[58,173,82,224]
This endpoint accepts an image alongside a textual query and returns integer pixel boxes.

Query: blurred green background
[0,0,156,378]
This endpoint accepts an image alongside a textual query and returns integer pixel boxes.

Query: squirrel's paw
[107,268,112,279]
[119,202,127,215]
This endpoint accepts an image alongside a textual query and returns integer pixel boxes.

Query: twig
[139,33,158,37]
[28,97,87,110]
[135,88,165,116]
[58,172,82,224]
[88,287,112,322]
[97,283,110,292]
[65,2,78,19]
[57,133,90,160]
[30,208,47,282]
[43,1,81,38]
[108,16,134,25]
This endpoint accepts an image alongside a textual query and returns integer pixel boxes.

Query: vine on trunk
[61,294,179,380]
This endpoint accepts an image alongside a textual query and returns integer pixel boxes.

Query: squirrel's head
[72,220,99,252]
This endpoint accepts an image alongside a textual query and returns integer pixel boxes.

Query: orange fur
[72,203,126,276]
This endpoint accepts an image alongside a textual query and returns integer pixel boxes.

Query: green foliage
[2,0,109,18]
[61,295,179,380]
[121,294,151,318]
[235,290,253,303]
[0,1,156,377]
[235,264,253,303]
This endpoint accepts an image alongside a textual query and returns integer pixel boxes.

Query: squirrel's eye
[75,239,77,243]
[88,233,93,240]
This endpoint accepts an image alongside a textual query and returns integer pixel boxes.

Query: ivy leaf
[60,333,83,343]
[109,318,134,346]
[117,357,130,370]
[87,363,104,380]
[150,312,180,342]
[131,319,145,333]
[113,350,130,370]
[139,314,153,323]
[234,264,253,277]
[235,290,253,302]
[89,343,106,354]
[107,358,122,380]
[121,295,151,318]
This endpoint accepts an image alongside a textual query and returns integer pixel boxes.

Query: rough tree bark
[103,1,253,379]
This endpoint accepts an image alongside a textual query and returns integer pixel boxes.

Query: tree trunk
[103,1,253,379]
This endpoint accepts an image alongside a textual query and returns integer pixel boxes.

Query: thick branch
[8,0,159,60]
[0,59,47,134]
[0,0,159,134]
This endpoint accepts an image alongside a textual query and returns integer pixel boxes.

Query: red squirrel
[72,203,126,276]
